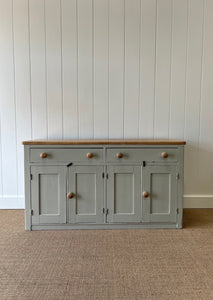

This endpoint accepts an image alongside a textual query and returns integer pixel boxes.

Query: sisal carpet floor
[0,209,213,300]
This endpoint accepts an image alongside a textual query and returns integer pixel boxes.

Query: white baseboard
[0,196,24,209]
[0,195,213,209]
[183,195,213,208]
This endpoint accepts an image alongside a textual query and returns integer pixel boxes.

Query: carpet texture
[0,209,213,300]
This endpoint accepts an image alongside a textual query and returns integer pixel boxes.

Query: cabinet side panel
[177,145,184,228]
[24,146,31,230]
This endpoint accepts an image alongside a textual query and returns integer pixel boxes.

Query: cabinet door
[68,166,104,223]
[142,165,177,222]
[31,166,66,224]
[107,166,141,223]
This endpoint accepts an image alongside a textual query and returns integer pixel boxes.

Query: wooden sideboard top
[22,139,186,145]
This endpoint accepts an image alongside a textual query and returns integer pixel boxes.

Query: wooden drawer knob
[87,152,93,159]
[40,152,47,159]
[161,152,168,158]
[67,192,74,199]
[117,152,123,159]
[142,191,149,198]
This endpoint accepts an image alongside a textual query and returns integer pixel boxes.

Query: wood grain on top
[22,139,186,145]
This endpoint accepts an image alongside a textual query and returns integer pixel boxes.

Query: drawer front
[106,148,178,163]
[30,148,104,163]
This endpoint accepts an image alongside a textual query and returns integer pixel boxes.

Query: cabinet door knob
[117,152,123,159]
[40,152,47,159]
[87,152,93,159]
[142,191,149,198]
[67,192,74,199]
[161,152,168,158]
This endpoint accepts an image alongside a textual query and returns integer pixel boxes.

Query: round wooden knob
[67,192,74,199]
[161,152,168,158]
[117,152,123,159]
[40,152,47,159]
[87,152,93,159]
[142,191,149,198]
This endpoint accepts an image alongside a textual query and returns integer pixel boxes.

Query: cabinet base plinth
[31,223,180,230]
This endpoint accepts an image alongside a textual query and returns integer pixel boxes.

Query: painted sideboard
[23,139,185,230]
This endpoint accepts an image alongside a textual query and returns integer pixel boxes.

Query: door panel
[31,166,66,224]
[39,174,59,214]
[114,173,133,214]
[142,165,177,222]
[68,166,104,223]
[107,165,141,223]
[151,173,170,214]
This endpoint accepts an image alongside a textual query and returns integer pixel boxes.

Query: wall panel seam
[60,0,64,139]
[198,0,206,147]
[76,0,79,139]
[28,0,33,139]
[12,0,19,195]
[183,0,190,140]
[168,0,174,138]
[138,0,142,138]
[153,0,157,138]
[44,0,48,139]
[107,0,109,139]
[92,0,94,139]
[123,0,125,139]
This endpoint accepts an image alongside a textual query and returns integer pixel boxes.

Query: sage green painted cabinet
[31,166,66,224]
[23,140,185,230]
[107,165,141,223]
[67,165,104,224]
[142,165,178,223]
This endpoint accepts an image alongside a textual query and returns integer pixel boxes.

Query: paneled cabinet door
[68,166,104,224]
[107,166,141,223]
[142,165,177,223]
[31,166,66,224]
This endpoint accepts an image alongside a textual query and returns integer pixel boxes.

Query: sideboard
[22,139,185,230]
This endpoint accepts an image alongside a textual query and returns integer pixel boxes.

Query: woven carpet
[0,209,213,300]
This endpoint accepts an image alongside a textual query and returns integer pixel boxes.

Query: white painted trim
[0,195,24,209]
[183,195,213,208]
[0,195,213,209]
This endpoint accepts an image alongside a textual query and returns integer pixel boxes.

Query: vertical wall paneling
[0,0,18,197]
[139,0,156,138]
[184,0,204,195]
[93,0,109,138]
[108,0,124,138]
[154,0,172,138]
[78,0,93,138]
[45,0,63,138]
[198,0,213,194]
[124,0,140,138]
[1,0,213,208]
[13,0,31,196]
[29,0,47,139]
[169,0,188,139]
[61,0,78,139]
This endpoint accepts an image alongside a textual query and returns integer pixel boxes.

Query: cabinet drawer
[106,148,178,163]
[30,148,103,163]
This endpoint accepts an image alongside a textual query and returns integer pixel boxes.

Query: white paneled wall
[0,0,213,208]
